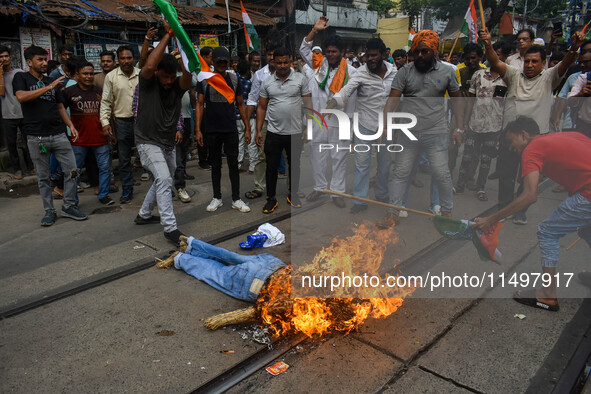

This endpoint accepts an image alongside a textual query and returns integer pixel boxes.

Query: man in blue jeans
[58,60,114,206]
[100,45,140,203]
[13,46,87,226]
[475,116,591,312]
[330,37,397,214]
[381,29,465,228]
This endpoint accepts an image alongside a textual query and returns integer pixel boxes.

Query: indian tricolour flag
[153,0,235,103]
[408,28,416,47]
[241,0,260,52]
[460,0,478,43]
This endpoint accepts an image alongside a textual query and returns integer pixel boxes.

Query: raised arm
[138,27,158,69]
[300,16,329,68]
[479,28,506,77]
[141,20,171,80]
[556,32,584,78]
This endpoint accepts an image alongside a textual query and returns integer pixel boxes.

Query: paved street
[1,151,589,393]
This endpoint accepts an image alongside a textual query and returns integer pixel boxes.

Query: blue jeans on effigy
[538,193,591,268]
[352,124,391,206]
[174,237,287,302]
[389,133,452,213]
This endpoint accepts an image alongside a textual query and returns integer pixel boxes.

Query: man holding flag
[133,19,192,246]
[299,16,357,208]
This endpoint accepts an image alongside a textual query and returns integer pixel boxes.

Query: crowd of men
[1,18,590,272]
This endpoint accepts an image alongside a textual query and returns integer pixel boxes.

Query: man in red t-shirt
[475,116,591,312]
[58,61,114,206]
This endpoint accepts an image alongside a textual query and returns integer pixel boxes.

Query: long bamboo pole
[323,190,435,218]
[448,31,462,59]
[477,0,486,30]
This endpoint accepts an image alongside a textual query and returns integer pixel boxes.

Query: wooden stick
[566,237,581,251]
[323,190,435,218]
[449,31,462,59]
[477,0,486,30]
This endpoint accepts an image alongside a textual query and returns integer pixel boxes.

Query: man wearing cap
[196,47,251,214]
[300,16,357,208]
[379,30,465,227]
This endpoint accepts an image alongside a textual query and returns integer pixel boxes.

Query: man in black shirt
[133,24,191,246]
[13,46,87,226]
[195,47,251,214]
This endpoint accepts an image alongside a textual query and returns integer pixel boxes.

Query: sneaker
[287,194,302,208]
[263,198,278,214]
[350,204,368,214]
[206,198,223,212]
[99,196,115,206]
[120,191,133,204]
[177,188,192,203]
[232,199,251,213]
[13,170,23,180]
[134,214,160,225]
[77,185,84,193]
[429,204,441,216]
[376,212,399,229]
[61,205,88,221]
[141,172,150,181]
[80,181,91,189]
[399,204,409,218]
[41,210,57,227]
[164,229,185,246]
[513,212,528,225]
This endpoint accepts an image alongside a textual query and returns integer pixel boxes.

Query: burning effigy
[157,224,414,338]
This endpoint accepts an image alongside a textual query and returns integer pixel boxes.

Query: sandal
[245,189,263,199]
[513,289,559,312]
[476,191,488,201]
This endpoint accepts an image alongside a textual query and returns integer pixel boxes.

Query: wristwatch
[454,128,465,135]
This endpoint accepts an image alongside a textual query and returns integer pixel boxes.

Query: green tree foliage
[368,0,396,16]
[397,0,429,29]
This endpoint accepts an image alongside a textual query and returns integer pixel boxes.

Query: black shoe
[332,197,346,208]
[184,172,195,180]
[488,172,499,180]
[164,229,185,246]
[350,204,368,214]
[199,163,212,171]
[99,196,115,206]
[263,198,278,214]
[41,210,57,227]
[120,190,133,204]
[134,214,161,225]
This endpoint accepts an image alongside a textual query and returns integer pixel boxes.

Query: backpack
[202,72,238,104]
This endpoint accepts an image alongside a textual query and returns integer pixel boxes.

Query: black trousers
[264,131,303,200]
[207,132,239,201]
[497,138,528,215]
[174,120,193,189]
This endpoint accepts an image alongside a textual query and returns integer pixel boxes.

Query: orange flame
[257,223,414,338]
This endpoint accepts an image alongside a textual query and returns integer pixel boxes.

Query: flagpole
[225,0,231,34]
[477,0,486,29]
[449,31,461,59]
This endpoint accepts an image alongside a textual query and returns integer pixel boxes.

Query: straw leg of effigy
[204,307,258,330]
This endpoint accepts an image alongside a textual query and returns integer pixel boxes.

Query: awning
[2,0,276,27]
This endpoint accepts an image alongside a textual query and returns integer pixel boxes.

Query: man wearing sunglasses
[506,29,535,70]
[13,45,87,226]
